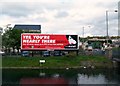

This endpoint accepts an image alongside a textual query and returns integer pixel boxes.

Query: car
[87,46,93,51]
[54,51,62,56]
[0,51,5,56]
[42,51,50,57]
[21,51,29,57]
[0,51,5,54]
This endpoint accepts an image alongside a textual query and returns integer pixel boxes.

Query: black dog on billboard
[64,35,78,49]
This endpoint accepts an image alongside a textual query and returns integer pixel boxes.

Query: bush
[66,51,77,58]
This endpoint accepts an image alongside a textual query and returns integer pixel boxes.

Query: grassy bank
[2,55,113,69]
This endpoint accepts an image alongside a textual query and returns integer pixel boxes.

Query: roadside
[2,55,113,69]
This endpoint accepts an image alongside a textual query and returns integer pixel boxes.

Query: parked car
[87,46,93,51]
[54,51,63,56]
[42,51,50,57]
[0,51,5,56]
[21,51,29,57]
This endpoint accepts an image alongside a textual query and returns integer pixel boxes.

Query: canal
[2,68,120,85]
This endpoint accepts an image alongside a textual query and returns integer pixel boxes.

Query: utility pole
[105,10,118,46]
[106,10,109,46]
[83,26,84,44]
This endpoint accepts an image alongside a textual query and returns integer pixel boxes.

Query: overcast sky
[0,0,119,37]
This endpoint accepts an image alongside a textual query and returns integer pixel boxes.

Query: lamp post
[105,10,118,46]
[82,26,91,43]
[106,10,109,46]
[83,26,84,43]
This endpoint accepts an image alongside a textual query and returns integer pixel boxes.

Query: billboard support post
[76,50,79,56]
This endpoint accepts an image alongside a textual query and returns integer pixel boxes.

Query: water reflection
[78,74,108,84]
[20,77,69,85]
[39,72,46,77]
[2,68,120,85]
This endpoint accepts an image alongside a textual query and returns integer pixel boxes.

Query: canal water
[2,68,120,86]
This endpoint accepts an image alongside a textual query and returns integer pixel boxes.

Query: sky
[0,0,119,37]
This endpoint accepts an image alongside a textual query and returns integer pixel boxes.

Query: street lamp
[105,10,118,46]
[83,26,84,43]
[82,26,91,45]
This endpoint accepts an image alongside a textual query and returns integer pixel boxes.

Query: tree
[2,29,12,53]
[2,29,23,54]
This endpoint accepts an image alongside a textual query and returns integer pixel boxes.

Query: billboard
[21,33,78,50]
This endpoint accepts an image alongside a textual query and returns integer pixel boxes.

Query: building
[87,38,111,49]
[13,24,41,33]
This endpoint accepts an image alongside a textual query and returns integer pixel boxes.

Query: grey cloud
[31,17,48,23]
[1,2,72,18]
[1,2,54,17]
[55,11,69,18]
[95,1,117,9]
[91,16,118,36]
[1,2,36,17]
[0,1,118,36]
[76,14,118,36]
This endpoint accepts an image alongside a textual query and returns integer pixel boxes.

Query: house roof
[13,25,41,30]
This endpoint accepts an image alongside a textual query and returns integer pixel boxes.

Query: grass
[0,57,2,67]
[2,55,113,68]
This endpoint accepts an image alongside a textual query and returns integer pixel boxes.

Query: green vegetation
[2,55,113,68]
[2,28,39,54]
[2,29,23,53]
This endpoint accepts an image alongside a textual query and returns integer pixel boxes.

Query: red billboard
[21,33,78,50]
